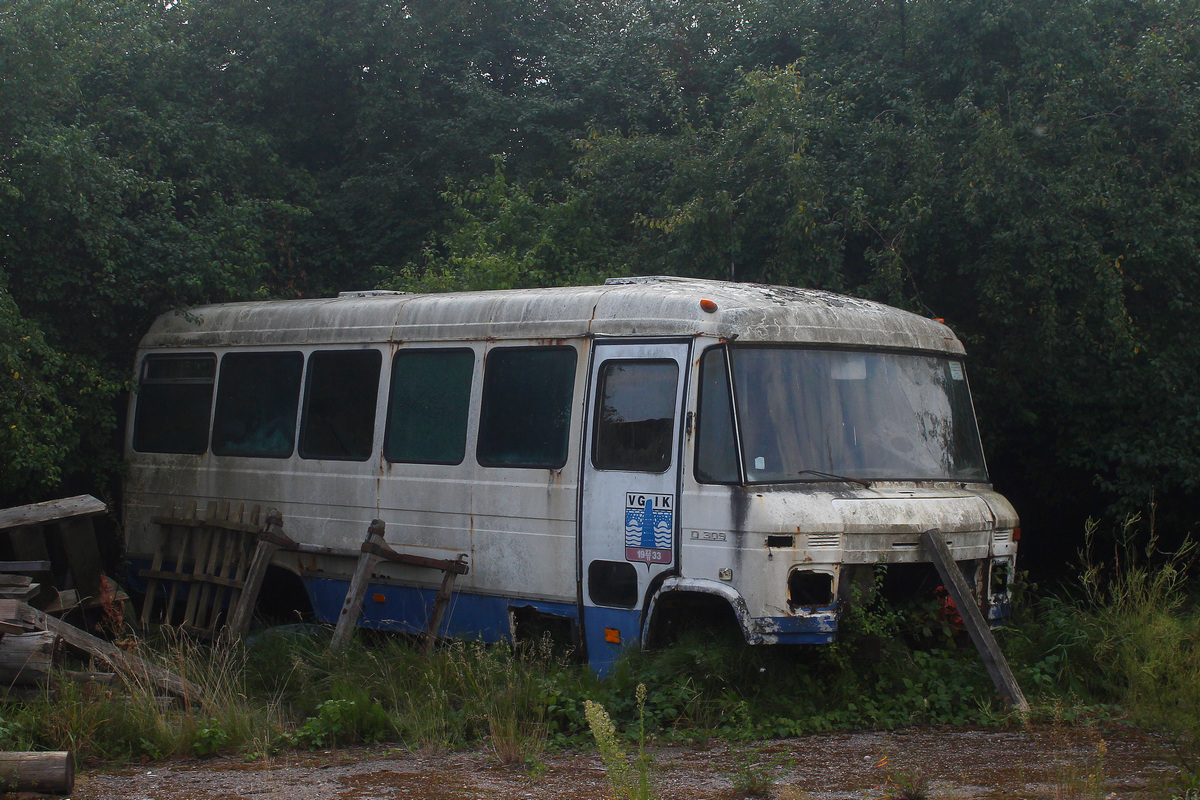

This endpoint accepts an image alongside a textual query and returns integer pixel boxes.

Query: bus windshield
[721,346,988,483]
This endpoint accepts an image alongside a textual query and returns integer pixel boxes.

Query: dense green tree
[0,0,305,496]
[403,0,1200,547]
[0,0,1197,556]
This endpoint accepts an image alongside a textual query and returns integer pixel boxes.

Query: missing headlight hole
[788,569,833,610]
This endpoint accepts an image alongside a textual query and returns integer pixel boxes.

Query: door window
[592,360,678,473]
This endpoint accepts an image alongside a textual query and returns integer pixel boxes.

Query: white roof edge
[138,279,965,355]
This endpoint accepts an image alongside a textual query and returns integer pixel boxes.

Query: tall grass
[0,628,287,759]
[1013,514,1200,788]
[3,521,1194,772]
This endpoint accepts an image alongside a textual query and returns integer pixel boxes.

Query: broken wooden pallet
[140,500,264,636]
[0,495,108,612]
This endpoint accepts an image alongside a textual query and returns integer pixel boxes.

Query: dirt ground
[69,724,1182,800]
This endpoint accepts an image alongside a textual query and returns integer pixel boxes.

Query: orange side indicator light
[373,593,386,603]
[604,628,621,644]
[700,298,718,313]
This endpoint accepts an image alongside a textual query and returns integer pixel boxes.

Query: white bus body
[122,277,1018,668]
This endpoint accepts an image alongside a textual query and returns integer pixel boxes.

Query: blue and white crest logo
[625,492,673,564]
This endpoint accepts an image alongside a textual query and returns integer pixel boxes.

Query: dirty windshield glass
[728,347,987,483]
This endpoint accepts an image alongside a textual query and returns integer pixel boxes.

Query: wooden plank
[191,525,226,631]
[208,505,244,632]
[150,515,262,534]
[921,529,1030,716]
[0,584,40,601]
[8,601,202,705]
[227,510,295,641]
[57,517,105,604]
[0,575,33,587]
[139,570,244,590]
[0,561,51,573]
[331,521,388,652]
[164,502,211,622]
[41,588,79,614]
[149,516,263,534]
[0,495,106,530]
[141,500,181,624]
[422,565,462,652]
[183,503,226,629]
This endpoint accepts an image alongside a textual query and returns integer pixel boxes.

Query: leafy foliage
[0,0,1198,546]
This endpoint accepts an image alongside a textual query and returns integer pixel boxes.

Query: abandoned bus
[122,277,1019,668]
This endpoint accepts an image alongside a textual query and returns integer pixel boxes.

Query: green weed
[585,683,655,800]
[873,754,929,800]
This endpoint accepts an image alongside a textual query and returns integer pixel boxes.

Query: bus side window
[300,349,382,461]
[211,352,303,458]
[132,354,216,454]
[477,346,577,468]
[385,348,474,464]
[695,346,740,483]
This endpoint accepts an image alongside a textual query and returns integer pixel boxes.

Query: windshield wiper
[794,470,872,489]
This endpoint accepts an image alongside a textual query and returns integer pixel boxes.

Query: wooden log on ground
[0,600,202,706]
[60,670,118,685]
[0,751,74,794]
[0,631,58,685]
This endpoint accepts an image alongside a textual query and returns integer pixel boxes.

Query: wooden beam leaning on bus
[331,519,469,652]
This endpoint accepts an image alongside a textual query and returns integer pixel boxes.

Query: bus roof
[138,277,965,354]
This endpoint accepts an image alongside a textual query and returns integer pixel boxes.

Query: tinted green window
[132,354,215,454]
[385,349,474,464]
[477,347,577,468]
[593,360,678,473]
[211,352,303,458]
[695,346,740,482]
[300,350,382,461]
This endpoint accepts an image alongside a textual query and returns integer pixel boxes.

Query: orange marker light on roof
[700,298,718,313]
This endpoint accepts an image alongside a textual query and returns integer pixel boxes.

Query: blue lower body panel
[307,576,577,644]
[754,613,838,644]
[582,606,642,676]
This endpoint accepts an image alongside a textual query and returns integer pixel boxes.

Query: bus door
[580,340,689,670]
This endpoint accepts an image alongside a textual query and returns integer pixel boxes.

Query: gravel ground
[68,725,1182,800]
